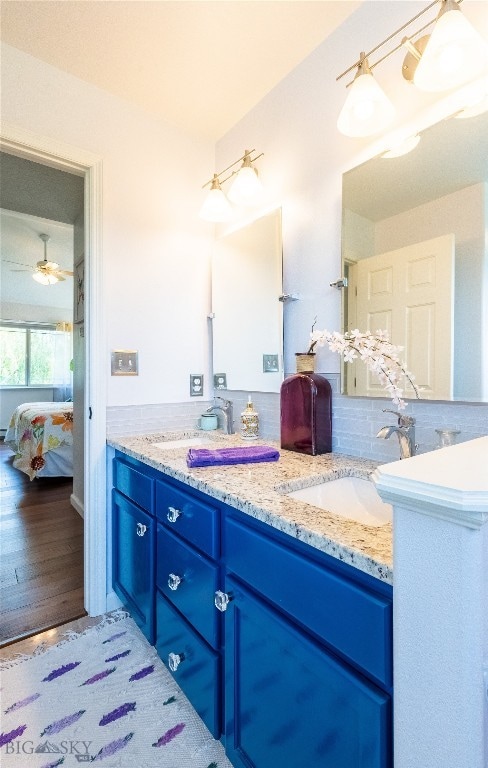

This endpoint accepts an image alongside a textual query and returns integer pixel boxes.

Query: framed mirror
[341,109,488,403]
[212,208,283,392]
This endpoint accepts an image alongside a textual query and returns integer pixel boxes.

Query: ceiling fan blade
[4,259,34,269]
[53,274,66,282]
[58,269,74,276]
[10,268,31,272]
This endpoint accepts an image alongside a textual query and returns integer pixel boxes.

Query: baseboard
[70,493,84,519]
[106,590,123,612]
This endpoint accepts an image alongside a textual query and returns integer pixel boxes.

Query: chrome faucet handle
[215,395,230,407]
[382,409,415,427]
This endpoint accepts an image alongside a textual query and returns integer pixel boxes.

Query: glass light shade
[227,166,263,206]
[33,271,59,285]
[414,4,488,92]
[199,186,233,222]
[337,72,395,137]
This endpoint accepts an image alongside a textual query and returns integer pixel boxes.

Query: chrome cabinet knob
[168,652,185,672]
[136,522,147,537]
[168,573,183,591]
[214,590,232,612]
[167,506,181,523]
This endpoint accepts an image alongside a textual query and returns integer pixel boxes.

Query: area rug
[0,612,233,768]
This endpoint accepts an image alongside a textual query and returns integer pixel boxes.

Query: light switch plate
[190,374,204,396]
[111,350,138,375]
[263,354,279,372]
[214,373,227,389]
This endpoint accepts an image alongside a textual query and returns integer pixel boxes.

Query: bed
[5,402,74,480]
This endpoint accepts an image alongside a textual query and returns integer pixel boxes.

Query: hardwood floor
[0,440,85,647]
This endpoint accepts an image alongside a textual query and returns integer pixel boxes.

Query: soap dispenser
[240,396,259,440]
[280,372,332,455]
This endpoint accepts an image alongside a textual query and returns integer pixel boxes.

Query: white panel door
[351,234,454,401]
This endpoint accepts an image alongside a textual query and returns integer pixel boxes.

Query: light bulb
[199,175,233,222]
[414,1,488,92]
[337,57,395,138]
[33,271,59,285]
[228,164,263,206]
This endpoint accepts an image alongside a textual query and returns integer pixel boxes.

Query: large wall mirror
[342,109,488,403]
[212,208,283,392]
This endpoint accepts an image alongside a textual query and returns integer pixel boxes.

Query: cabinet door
[224,576,391,768]
[112,489,155,643]
[156,590,221,738]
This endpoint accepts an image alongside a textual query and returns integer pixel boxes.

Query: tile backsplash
[107,372,488,462]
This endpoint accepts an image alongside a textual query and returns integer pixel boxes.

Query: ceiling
[0,153,84,225]
[0,0,360,140]
[343,109,488,222]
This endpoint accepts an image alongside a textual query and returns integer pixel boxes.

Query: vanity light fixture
[410,0,488,92]
[336,0,488,138]
[199,149,264,222]
[337,53,395,137]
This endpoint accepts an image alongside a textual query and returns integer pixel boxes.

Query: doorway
[0,125,107,626]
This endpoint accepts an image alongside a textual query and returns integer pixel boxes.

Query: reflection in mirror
[212,209,283,392]
[342,110,488,403]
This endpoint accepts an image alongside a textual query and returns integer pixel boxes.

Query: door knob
[168,573,183,591]
[168,652,185,672]
[136,522,147,537]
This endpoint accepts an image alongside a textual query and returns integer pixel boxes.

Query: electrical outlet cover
[190,374,204,396]
[214,373,227,389]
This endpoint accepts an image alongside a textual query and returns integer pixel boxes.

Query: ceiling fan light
[337,55,395,137]
[414,0,488,92]
[33,270,59,285]
[199,175,233,222]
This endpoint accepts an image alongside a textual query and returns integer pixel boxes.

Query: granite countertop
[108,431,393,584]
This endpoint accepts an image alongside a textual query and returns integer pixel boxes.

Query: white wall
[1,41,216,408]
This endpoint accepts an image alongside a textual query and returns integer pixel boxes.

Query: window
[0,324,59,387]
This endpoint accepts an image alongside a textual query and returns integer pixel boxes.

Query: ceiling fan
[7,233,74,285]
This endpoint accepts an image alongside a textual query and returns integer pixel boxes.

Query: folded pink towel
[187,445,280,468]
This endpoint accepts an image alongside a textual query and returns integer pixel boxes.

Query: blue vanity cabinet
[111,450,393,767]
[112,454,156,643]
[221,510,393,768]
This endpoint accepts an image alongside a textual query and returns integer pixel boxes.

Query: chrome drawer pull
[136,522,147,537]
[167,506,181,523]
[214,590,232,612]
[168,652,185,672]
[168,573,183,591]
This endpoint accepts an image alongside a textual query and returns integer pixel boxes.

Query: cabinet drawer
[156,479,219,557]
[157,525,220,649]
[225,516,392,688]
[155,590,221,738]
[113,457,154,514]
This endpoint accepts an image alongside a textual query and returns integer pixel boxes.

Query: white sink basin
[153,437,214,450]
[286,476,392,527]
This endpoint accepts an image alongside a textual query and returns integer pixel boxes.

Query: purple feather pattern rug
[0,614,233,767]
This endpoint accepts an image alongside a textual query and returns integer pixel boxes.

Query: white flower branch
[309,328,420,410]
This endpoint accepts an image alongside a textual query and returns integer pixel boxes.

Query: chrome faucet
[376,409,417,459]
[206,396,235,434]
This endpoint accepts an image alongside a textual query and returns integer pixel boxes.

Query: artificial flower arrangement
[307,322,420,410]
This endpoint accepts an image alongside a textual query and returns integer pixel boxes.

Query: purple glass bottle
[280,373,332,455]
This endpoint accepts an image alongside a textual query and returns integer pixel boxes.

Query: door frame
[1,121,107,617]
